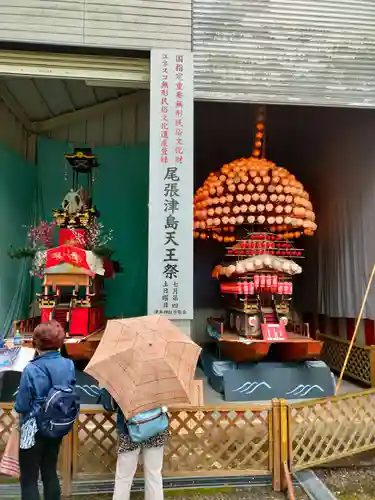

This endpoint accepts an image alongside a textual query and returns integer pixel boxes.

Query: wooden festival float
[8,148,121,362]
[194,108,335,401]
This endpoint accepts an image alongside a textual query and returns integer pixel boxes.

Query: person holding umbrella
[85,315,201,500]
[100,388,168,500]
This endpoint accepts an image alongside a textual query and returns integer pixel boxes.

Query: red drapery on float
[46,246,91,272]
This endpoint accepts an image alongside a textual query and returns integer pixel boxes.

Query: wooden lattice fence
[288,389,375,471]
[72,405,272,480]
[0,404,16,455]
[317,333,375,386]
[3,391,375,495]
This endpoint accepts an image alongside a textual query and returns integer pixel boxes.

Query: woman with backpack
[15,320,78,500]
[100,389,168,500]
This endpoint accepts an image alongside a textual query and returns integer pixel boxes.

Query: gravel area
[318,467,375,499]
[67,486,309,499]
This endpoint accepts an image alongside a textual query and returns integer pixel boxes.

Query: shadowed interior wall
[0,143,35,335]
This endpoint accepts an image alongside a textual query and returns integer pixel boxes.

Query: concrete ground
[68,486,309,499]
[319,466,375,499]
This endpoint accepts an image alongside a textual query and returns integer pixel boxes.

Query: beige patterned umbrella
[85,315,201,418]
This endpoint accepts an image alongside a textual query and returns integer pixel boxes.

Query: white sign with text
[147,49,194,319]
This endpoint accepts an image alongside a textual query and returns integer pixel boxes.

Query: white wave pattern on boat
[76,384,100,397]
[233,381,271,395]
[13,384,100,398]
[286,384,324,397]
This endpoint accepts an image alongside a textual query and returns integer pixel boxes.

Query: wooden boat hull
[63,340,98,361]
[217,336,322,363]
[271,336,323,362]
[208,317,323,363]
[219,339,270,363]
[12,337,100,362]
[62,329,103,361]
[11,318,104,362]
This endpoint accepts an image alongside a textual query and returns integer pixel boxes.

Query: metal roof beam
[0,81,35,132]
[34,91,148,133]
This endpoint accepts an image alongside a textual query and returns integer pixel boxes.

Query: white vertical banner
[147,49,194,319]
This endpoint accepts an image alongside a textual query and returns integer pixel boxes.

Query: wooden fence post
[370,346,375,387]
[71,420,79,481]
[279,399,289,492]
[272,399,281,491]
[272,398,290,492]
[61,431,73,498]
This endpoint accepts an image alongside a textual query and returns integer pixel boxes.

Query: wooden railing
[3,389,375,495]
[288,389,375,471]
[62,389,375,494]
[317,332,375,386]
[72,405,273,482]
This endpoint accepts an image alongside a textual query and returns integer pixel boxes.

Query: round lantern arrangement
[193,111,317,241]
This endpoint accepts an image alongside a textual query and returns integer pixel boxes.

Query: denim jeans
[19,432,62,500]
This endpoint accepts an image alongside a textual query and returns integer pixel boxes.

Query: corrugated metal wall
[0,0,191,50]
[0,98,28,157]
[193,0,375,108]
[48,95,149,145]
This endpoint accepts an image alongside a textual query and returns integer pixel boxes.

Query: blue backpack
[35,366,80,439]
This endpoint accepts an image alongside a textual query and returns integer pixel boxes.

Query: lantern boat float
[207,233,323,363]
[8,148,120,362]
[195,108,334,401]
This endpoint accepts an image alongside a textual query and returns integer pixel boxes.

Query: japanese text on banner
[148,49,193,319]
[159,54,186,317]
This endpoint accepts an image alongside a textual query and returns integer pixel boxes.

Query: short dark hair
[32,320,65,351]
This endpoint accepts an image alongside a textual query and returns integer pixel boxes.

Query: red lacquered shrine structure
[12,148,116,360]
[208,232,322,363]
